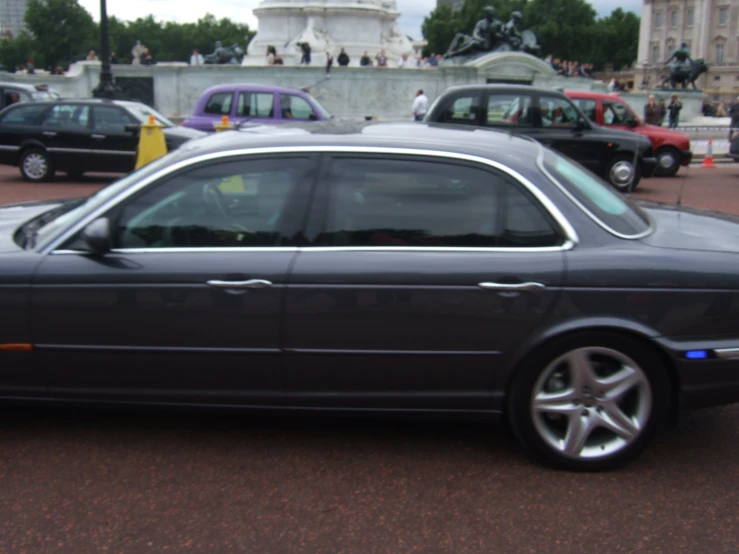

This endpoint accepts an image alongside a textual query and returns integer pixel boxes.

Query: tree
[24,0,98,69]
[592,8,640,70]
[0,32,39,71]
[522,0,598,62]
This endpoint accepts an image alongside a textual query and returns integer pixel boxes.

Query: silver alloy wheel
[531,347,652,460]
[22,152,48,180]
[658,150,677,169]
[609,160,635,187]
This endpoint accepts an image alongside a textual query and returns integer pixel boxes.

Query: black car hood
[639,202,739,254]
[0,198,74,253]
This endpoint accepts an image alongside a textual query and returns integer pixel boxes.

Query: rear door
[0,103,51,165]
[234,90,276,125]
[39,103,93,172]
[87,104,139,173]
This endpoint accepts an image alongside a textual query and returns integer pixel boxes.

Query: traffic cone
[701,138,716,168]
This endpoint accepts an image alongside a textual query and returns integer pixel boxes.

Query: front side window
[541,150,650,237]
[43,104,89,129]
[72,157,313,250]
[204,92,234,115]
[92,105,137,132]
[0,104,48,125]
[441,95,482,123]
[237,92,274,117]
[486,93,533,127]
[603,101,636,125]
[279,94,315,120]
[539,95,580,127]
[317,157,562,248]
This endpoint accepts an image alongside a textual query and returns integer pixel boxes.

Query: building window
[687,10,694,26]
[717,43,725,63]
[671,11,678,27]
[652,44,660,64]
[655,12,663,28]
[719,7,728,26]
[714,75,721,81]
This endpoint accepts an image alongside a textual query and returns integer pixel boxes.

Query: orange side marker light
[0,343,33,351]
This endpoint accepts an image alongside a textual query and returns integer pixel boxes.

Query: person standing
[644,95,661,125]
[190,49,204,65]
[337,48,350,66]
[412,89,428,121]
[667,94,682,129]
[729,96,739,140]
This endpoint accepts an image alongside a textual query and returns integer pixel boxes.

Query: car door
[0,103,51,165]
[30,154,318,405]
[277,93,319,122]
[529,93,605,174]
[282,153,568,412]
[87,104,139,172]
[234,90,276,125]
[601,98,639,132]
[39,103,93,172]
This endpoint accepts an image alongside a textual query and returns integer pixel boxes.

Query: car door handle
[42,131,57,137]
[478,282,546,292]
[206,279,273,289]
[91,134,106,139]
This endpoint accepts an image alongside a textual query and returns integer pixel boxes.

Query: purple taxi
[182,84,333,131]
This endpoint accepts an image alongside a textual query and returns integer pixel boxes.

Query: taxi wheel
[19,147,55,182]
[605,155,641,193]
[655,147,680,177]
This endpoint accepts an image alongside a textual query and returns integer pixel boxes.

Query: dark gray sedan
[1,121,738,471]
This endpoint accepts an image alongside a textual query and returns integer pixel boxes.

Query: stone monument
[658,41,709,90]
[242,0,413,66]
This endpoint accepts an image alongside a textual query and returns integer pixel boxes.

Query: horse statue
[659,58,709,89]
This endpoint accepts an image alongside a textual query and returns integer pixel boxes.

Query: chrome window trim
[50,242,573,256]
[39,146,580,255]
[714,347,739,360]
[535,144,655,240]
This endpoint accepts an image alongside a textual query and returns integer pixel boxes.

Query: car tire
[19,147,54,182]
[655,147,681,177]
[604,155,641,193]
[506,332,671,472]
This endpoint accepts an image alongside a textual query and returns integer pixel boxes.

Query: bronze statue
[204,41,245,64]
[446,6,504,58]
[659,43,708,89]
[445,7,541,60]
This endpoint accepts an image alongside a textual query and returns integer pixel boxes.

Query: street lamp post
[92,0,121,98]
[641,61,649,89]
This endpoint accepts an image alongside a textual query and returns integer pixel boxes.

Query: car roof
[564,90,622,100]
[438,84,567,96]
[3,98,145,108]
[169,120,544,170]
[200,83,311,95]
[0,82,54,92]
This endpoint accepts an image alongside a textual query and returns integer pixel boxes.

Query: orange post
[701,138,716,168]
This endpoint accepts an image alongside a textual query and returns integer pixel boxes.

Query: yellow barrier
[134,115,168,170]
[213,115,234,132]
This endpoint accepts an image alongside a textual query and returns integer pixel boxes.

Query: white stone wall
[0,59,604,121]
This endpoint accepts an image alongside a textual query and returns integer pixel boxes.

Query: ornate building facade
[636,0,739,103]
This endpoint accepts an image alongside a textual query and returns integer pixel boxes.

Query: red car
[565,90,692,177]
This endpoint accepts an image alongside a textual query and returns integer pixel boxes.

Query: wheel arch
[16,139,49,164]
[501,319,681,428]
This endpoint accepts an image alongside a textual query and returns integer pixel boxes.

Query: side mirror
[573,117,587,131]
[82,217,112,255]
[124,123,140,134]
[308,112,318,121]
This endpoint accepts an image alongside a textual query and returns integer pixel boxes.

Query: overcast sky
[77,0,643,42]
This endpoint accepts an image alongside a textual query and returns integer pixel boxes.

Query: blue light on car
[685,350,709,359]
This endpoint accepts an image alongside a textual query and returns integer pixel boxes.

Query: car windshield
[305,93,333,119]
[31,152,181,249]
[125,103,176,127]
[540,149,651,238]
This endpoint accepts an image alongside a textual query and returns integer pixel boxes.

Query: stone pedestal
[243,0,413,66]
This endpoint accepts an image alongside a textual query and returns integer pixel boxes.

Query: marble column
[637,0,654,65]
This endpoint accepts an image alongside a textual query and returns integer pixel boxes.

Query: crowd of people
[543,55,594,78]
[644,93,683,128]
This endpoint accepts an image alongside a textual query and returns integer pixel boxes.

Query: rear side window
[486,93,533,127]
[237,92,274,117]
[204,92,233,115]
[0,104,48,125]
[440,95,482,123]
[318,157,563,248]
